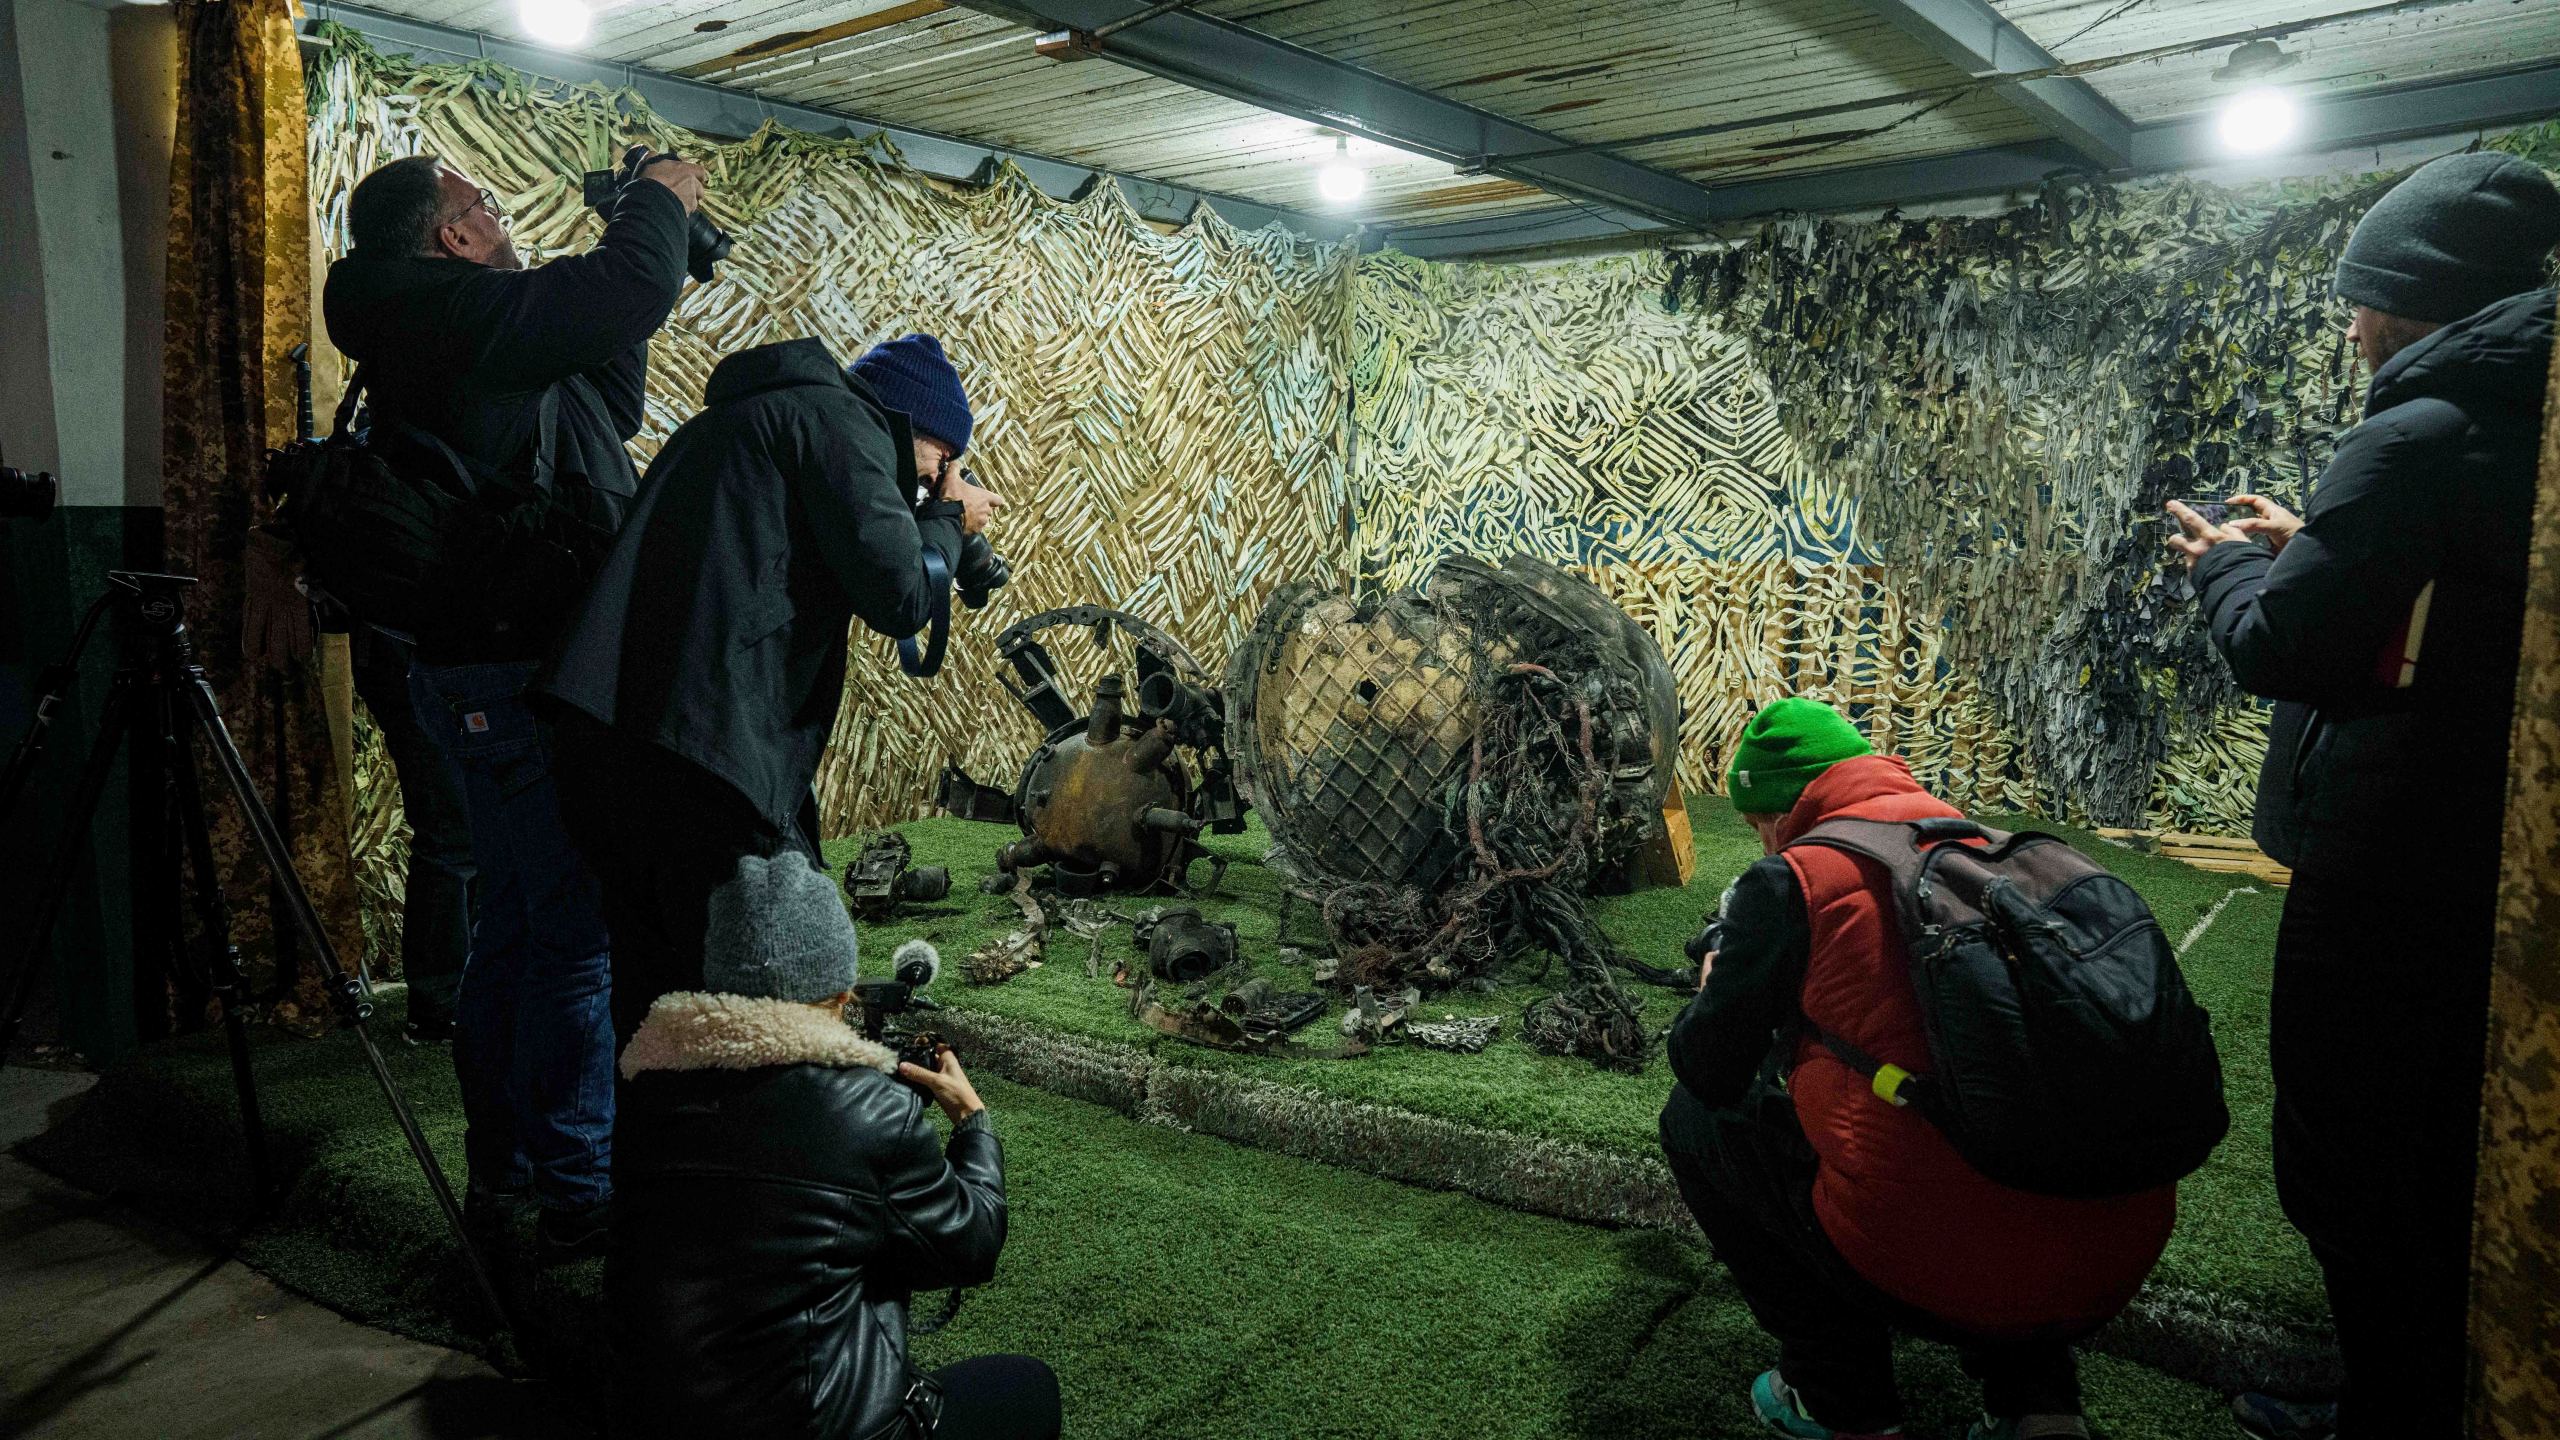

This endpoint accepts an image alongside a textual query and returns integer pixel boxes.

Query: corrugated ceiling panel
[1996,0,2560,123]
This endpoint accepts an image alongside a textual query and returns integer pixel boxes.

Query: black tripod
[0,570,511,1336]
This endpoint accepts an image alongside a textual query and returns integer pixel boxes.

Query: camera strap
[896,546,955,679]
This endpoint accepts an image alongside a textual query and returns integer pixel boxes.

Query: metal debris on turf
[1407,1014,1502,1053]
[958,887,1049,986]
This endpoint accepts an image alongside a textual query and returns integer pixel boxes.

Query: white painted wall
[0,0,172,508]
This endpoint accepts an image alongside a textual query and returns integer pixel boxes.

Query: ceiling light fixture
[520,0,590,48]
[2215,86,2300,156]
[2212,39,2300,85]
[1316,135,1366,206]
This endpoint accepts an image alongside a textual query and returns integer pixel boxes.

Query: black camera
[956,530,1010,609]
[1,442,59,522]
[582,145,732,284]
[853,939,945,1072]
[1683,879,1739,966]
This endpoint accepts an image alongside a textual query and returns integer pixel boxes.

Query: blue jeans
[410,659,614,1211]
[351,627,474,1026]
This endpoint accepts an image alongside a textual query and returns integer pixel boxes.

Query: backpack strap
[529,383,562,493]
[1812,1027,1933,1113]
[329,364,368,440]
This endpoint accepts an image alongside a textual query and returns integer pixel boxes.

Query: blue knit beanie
[850,333,973,455]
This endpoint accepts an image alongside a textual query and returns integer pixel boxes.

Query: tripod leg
[174,667,517,1339]
[165,694,276,1210]
[0,671,140,1059]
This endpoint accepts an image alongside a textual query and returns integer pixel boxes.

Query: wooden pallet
[2094,827,2292,887]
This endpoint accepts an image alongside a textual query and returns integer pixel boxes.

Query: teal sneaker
[2230,1393,2337,1440]
[1967,1415,2090,1440]
[1750,1370,1905,1440]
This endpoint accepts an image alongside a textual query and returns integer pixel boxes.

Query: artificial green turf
[833,798,2322,1324]
[19,1002,2235,1439]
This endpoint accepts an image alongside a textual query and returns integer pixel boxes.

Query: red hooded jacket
[1776,755,2176,1337]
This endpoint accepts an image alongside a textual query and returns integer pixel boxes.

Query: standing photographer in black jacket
[321,152,701,1257]
[2167,152,2559,1440]
[545,333,1000,1042]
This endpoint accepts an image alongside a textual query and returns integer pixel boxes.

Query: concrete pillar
[0,0,178,1063]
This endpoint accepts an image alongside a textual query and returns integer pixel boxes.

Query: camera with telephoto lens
[947,469,1010,609]
[854,939,946,1073]
[581,145,732,284]
[1,442,60,522]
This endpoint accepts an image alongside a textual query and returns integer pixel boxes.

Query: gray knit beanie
[2334,153,2560,324]
[703,852,860,1002]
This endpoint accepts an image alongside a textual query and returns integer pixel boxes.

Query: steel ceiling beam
[1841,0,2135,167]
[299,2,1357,245]
[950,0,1724,229]
[1383,59,2560,258]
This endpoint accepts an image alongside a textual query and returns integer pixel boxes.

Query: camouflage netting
[1227,555,1681,1069]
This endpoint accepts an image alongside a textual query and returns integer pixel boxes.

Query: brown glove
[241,526,316,670]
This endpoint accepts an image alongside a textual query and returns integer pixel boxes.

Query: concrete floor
[0,1066,582,1439]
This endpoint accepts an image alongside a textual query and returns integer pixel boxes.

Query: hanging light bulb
[520,0,591,47]
[1316,135,1366,206]
[2215,87,2300,156]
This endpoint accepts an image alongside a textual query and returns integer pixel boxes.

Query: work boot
[533,1201,612,1264]
[1968,1416,2090,1440]
[402,1014,455,1046]
[2230,1393,2337,1440]
[462,1182,528,1247]
[1750,1370,1904,1440]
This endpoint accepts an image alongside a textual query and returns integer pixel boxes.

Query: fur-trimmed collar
[620,991,901,1079]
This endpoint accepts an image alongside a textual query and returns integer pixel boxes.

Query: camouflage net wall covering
[307,31,1355,960]
[1354,127,2560,833]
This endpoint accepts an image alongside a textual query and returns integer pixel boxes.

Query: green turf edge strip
[931,1006,2343,1398]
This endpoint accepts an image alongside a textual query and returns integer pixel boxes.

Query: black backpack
[1789,816,2230,1198]
[267,368,608,642]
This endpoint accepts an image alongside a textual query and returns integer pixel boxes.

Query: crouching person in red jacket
[1659,700,2175,1440]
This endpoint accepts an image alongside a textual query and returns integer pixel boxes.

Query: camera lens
[0,462,59,522]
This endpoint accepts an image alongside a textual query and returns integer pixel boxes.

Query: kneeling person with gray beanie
[607,850,1059,1440]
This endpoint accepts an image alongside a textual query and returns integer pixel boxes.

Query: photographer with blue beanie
[547,333,1002,1042]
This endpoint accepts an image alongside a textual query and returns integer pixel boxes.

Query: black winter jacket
[608,991,1006,1440]
[320,180,691,661]
[540,337,964,834]
[2194,287,2552,872]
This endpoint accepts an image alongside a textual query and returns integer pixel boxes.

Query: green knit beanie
[1726,699,1873,816]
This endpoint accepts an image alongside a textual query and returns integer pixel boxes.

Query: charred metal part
[938,764,1020,825]
[843,832,951,921]
[1143,906,1237,984]
[1224,555,1684,1064]
[1520,984,1652,1073]
[1408,1014,1503,1054]
[959,888,1048,986]
[1339,984,1422,1042]
[951,604,1246,896]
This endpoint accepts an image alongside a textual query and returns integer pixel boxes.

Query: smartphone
[2173,498,2243,527]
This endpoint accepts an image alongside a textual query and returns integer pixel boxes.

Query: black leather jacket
[606,992,1006,1440]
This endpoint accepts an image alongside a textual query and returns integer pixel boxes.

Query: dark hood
[702,337,856,408]
[321,249,486,364]
[2368,286,2555,415]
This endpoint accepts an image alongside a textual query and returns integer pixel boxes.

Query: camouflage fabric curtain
[160,0,362,1033]
[2472,292,2560,1438]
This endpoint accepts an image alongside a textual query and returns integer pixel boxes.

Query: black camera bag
[269,367,607,642]
[1789,816,2230,1197]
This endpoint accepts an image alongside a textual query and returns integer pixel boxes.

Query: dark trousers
[929,1355,1063,1440]
[1659,1082,2082,1432]
[349,627,474,1026]
[411,660,615,1210]
[549,715,812,1045]
[2270,858,2492,1440]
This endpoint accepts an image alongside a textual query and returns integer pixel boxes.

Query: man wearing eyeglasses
[315,150,704,1262]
